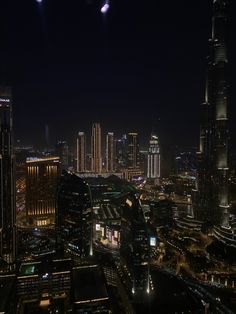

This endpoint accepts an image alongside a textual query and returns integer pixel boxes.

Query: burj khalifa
[197,0,230,226]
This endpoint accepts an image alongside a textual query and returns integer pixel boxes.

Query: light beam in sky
[101,1,110,14]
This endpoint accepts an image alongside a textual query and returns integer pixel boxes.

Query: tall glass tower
[147,134,160,181]
[106,132,114,172]
[197,0,229,226]
[91,123,102,173]
[127,132,140,169]
[77,132,86,172]
[0,86,16,267]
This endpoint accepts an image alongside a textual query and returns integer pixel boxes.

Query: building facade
[26,157,60,226]
[56,141,69,170]
[76,132,86,172]
[115,134,128,170]
[106,132,114,172]
[197,0,230,225]
[120,194,150,299]
[147,134,160,180]
[0,86,16,266]
[91,123,102,173]
[127,133,140,169]
[57,171,92,258]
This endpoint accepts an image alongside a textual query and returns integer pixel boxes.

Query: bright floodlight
[101,2,110,14]
[36,0,43,3]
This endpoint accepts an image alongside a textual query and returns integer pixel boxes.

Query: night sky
[0,0,235,151]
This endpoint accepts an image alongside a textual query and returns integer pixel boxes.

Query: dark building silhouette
[76,132,86,172]
[196,0,230,225]
[115,134,128,170]
[17,259,72,312]
[16,260,111,313]
[72,265,111,313]
[0,86,16,268]
[120,193,150,299]
[174,151,197,176]
[0,276,16,313]
[106,132,115,172]
[57,171,93,258]
[127,133,140,169]
[56,140,69,170]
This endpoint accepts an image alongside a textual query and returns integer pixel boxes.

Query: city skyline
[1,1,236,313]
[0,0,235,150]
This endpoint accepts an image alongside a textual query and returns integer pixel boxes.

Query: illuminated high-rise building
[115,134,128,169]
[127,133,140,169]
[147,134,160,180]
[77,132,86,172]
[91,123,102,173]
[26,157,60,226]
[0,86,16,266]
[106,132,114,172]
[197,0,230,225]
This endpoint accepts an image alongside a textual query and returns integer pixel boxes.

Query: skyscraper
[56,140,69,169]
[115,134,128,170]
[77,132,86,172]
[120,194,150,299]
[26,157,60,226]
[106,132,114,172]
[127,133,140,169]
[197,0,229,225]
[147,134,160,181]
[91,123,102,173]
[0,86,16,266]
[57,171,92,258]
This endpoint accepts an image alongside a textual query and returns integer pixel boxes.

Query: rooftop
[73,265,109,303]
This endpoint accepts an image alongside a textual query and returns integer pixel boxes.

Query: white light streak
[101,1,110,14]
